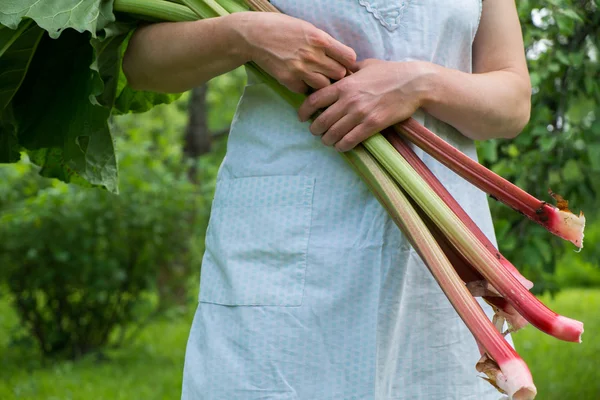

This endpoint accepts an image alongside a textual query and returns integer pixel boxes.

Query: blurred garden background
[1,2,599,399]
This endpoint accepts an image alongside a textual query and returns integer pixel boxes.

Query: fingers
[315,58,348,82]
[321,114,361,147]
[303,72,332,90]
[285,79,310,94]
[298,85,339,122]
[308,102,346,136]
[323,36,357,70]
[333,123,374,152]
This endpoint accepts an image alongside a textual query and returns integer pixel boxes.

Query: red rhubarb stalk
[344,146,537,399]
[383,128,534,290]
[393,118,585,248]
[417,202,529,333]
[363,134,584,343]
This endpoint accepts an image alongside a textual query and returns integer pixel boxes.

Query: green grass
[0,297,195,400]
[1,289,598,399]
[512,288,600,400]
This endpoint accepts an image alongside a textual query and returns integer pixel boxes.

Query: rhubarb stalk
[345,146,536,399]
[363,133,584,343]
[393,118,585,248]
[382,128,534,290]
[415,196,529,333]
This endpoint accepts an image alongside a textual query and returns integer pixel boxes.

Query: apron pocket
[199,175,315,306]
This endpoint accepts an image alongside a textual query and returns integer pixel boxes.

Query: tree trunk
[184,84,211,182]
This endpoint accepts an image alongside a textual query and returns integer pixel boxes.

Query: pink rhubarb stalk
[363,134,584,343]
[383,128,534,290]
[418,204,529,333]
[393,118,586,248]
[344,146,537,399]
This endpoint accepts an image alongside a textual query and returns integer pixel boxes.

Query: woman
[123,0,531,398]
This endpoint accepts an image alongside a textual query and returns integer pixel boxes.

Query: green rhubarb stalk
[403,177,529,333]
[382,128,534,290]
[181,0,228,18]
[344,146,536,399]
[219,0,249,13]
[114,0,197,21]
[363,133,584,343]
[393,118,585,248]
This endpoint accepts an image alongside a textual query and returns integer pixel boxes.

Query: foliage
[0,0,182,190]
[0,96,209,359]
[478,1,600,293]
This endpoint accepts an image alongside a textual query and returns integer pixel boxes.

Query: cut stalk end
[545,205,586,248]
[477,356,537,400]
[553,315,584,343]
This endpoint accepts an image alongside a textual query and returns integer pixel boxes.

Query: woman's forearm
[419,63,531,141]
[122,14,250,93]
[122,12,357,94]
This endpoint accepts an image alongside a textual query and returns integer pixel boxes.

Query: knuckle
[335,138,353,152]
[346,94,361,107]
[331,67,347,81]
[321,134,335,147]
[301,51,318,65]
[356,105,371,119]
[307,94,320,108]
[316,116,330,131]
[327,127,343,143]
[307,31,330,48]
[289,61,304,75]
[367,112,383,127]
[336,78,350,91]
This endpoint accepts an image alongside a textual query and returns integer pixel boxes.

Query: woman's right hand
[233,12,357,93]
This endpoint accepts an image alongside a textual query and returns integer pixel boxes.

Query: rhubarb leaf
[0,0,115,39]
[0,22,44,111]
[12,30,118,192]
[114,79,183,115]
[0,21,44,163]
[90,21,135,108]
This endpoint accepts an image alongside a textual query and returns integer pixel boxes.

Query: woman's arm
[122,12,356,94]
[297,0,531,151]
[122,15,249,93]
[421,0,531,140]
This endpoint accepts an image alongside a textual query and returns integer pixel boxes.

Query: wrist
[220,12,255,64]
[410,61,441,111]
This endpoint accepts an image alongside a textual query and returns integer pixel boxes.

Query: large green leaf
[0,21,44,162]
[114,79,183,114]
[0,22,44,111]
[12,30,118,192]
[90,22,135,108]
[0,0,115,39]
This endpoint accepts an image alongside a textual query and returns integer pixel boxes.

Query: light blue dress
[182,1,509,399]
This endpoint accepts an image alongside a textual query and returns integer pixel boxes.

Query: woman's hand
[235,12,357,93]
[297,59,433,152]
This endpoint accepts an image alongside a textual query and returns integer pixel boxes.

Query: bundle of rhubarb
[0,0,586,398]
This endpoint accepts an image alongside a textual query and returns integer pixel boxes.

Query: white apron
[182,1,508,398]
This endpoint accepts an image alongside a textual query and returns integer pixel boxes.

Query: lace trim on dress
[358,0,411,32]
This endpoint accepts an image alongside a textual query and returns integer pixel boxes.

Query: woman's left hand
[297,58,433,152]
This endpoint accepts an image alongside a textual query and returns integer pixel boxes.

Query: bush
[0,70,240,359]
[0,172,200,357]
[0,96,214,358]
